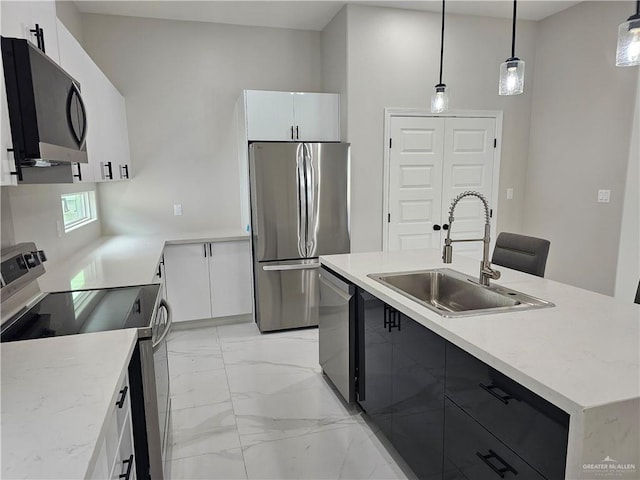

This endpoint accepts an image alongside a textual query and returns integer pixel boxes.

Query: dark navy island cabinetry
[357,289,446,480]
[351,281,570,480]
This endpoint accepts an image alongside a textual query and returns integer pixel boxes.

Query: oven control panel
[0,243,47,301]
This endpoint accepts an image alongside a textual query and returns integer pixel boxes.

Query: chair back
[492,232,551,277]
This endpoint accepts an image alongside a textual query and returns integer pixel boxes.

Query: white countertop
[38,229,249,292]
[1,329,139,479]
[320,249,640,415]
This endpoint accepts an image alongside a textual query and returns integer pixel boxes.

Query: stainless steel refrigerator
[249,142,350,332]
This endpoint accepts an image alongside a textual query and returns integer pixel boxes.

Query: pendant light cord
[439,0,445,85]
[511,0,517,58]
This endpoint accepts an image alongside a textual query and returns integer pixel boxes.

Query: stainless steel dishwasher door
[319,267,355,402]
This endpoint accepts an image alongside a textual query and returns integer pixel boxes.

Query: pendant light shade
[431,84,449,113]
[616,1,640,67]
[431,0,448,113]
[499,1,525,95]
[499,58,525,95]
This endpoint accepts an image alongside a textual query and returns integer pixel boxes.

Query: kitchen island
[320,249,639,479]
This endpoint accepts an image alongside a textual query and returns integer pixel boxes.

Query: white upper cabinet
[292,92,340,142]
[244,90,340,142]
[1,0,60,186]
[1,0,60,64]
[57,20,130,184]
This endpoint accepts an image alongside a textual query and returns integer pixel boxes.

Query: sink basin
[367,268,554,317]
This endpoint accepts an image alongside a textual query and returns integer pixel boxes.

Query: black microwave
[2,37,88,183]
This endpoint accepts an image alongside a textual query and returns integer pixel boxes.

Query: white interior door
[442,117,496,261]
[387,116,445,251]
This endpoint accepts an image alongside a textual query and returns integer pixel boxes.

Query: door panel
[250,143,305,262]
[209,241,252,317]
[255,259,319,331]
[388,117,444,251]
[293,93,340,142]
[306,142,350,257]
[442,117,496,261]
[163,244,211,322]
[245,90,294,141]
[357,290,393,439]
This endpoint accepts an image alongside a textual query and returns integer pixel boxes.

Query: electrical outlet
[173,204,183,216]
[597,189,611,203]
[506,188,514,200]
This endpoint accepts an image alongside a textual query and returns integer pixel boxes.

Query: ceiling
[73,1,582,31]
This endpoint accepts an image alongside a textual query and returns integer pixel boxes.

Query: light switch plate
[506,188,514,200]
[597,190,611,203]
[173,204,183,216]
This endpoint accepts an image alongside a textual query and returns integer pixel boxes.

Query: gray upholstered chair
[491,232,551,278]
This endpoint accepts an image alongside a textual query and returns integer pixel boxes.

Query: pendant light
[616,0,640,67]
[499,0,525,95]
[431,0,449,113]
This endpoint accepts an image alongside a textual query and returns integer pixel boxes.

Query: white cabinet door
[163,244,212,322]
[57,19,130,184]
[1,0,60,64]
[293,92,340,141]
[208,241,252,317]
[245,90,295,141]
[387,116,445,251]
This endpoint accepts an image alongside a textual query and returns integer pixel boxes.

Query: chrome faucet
[442,191,501,286]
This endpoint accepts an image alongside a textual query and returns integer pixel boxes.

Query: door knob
[433,224,441,231]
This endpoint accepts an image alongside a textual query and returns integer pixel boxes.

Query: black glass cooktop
[1,284,161,343]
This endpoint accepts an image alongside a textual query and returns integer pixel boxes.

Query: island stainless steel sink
[368,268,554,317]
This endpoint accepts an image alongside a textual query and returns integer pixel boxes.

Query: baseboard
[171,314,253,331]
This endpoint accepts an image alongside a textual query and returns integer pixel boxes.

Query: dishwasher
[318,266,356,403]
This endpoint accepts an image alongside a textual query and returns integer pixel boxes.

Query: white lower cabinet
[163,241,252,323]
[88,374,135,480]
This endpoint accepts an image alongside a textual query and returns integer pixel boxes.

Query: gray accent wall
[524,1,638,295]
[80,14,323,235]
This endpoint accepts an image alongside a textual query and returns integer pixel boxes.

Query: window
[61,191,97,232]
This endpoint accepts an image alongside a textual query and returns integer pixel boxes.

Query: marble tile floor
[164,321,411,480]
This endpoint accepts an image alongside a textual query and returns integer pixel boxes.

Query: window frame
[61,191,97,233]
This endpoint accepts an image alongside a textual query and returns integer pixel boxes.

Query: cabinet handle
[119,454,134,480]
[116,385,128,408]
[476,450,518,478]
[203,244,207,257]
[29,24,45,53]
[296,125,299,140]
[291,126,294,140]
[479,383,513,405]
[157,263,162,279]
[209,243,212,257]
[6,148,23,181]
[73,163,82,181]
[383,304,401,332]
[120,164,129,179]
[103,162,113,180]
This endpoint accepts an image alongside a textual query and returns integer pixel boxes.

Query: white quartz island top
[38,229,249,292]
[1,329,139,479]
[320,249,639,477]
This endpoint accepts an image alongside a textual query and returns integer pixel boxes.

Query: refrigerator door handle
[296,144,308,257]
[304,144,318,257]
[262,263,320,272]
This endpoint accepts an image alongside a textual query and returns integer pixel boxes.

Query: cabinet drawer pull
[119,454,134,480]
[116,385,128,408]
[479,383,512,405]
[476,449,518,478]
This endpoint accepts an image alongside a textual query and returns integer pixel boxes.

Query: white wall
[4,183,102,262]
[343,5,538,253]
[615,73,640,301]
[79,14,323,235]
[321,6,348,142]
[525,2,638,295]
[55,0,83,44]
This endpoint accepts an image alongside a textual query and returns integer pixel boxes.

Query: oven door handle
[152,299,172,352]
